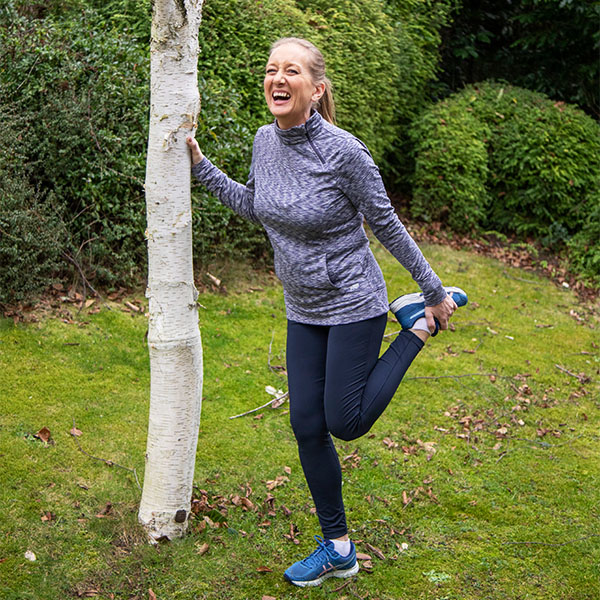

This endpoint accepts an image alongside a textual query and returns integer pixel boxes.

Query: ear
[312,82,326,103]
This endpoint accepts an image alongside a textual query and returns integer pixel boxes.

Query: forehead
[267,43,311,67]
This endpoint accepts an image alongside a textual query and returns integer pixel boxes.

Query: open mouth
[272,90,291,104]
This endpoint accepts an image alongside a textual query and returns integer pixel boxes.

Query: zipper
[305,129,326,165]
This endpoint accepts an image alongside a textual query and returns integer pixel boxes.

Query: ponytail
[316,78,336,125]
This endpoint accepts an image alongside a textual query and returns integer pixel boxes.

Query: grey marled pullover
[192,110,446,325]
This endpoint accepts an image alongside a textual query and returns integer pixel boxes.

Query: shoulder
[320,122,374,172]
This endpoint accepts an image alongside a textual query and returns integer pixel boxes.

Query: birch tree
[138,0,204,541]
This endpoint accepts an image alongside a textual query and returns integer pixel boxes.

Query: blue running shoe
[284,536,359,587]
[389,286,468,335]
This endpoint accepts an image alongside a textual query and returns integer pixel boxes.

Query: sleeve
[336,138,447,306]
[191,141,260,224]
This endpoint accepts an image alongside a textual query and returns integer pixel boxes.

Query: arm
[336,139,447,308]
[186,136,260,224]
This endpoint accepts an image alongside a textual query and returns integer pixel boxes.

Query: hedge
[410,81,600,282]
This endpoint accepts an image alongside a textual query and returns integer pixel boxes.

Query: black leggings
[287,313,424,539]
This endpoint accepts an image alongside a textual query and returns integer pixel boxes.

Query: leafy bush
[410,81,600,281]
[410,100,491,232]
[0,108,64,305]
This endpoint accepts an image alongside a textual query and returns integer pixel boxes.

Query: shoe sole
[444,286,468,306]
[285,561,360,587]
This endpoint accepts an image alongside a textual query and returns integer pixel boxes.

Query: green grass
[1,242,599,600]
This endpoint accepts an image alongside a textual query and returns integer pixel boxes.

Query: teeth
[273,91,290,100]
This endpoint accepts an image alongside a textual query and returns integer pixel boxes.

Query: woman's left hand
[425,294,457,333]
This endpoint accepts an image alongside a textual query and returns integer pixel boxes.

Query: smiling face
[264,43,325,130]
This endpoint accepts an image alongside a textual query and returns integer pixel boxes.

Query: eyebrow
[266,61,302,70]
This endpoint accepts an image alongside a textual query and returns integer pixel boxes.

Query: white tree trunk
[139,0,204,541]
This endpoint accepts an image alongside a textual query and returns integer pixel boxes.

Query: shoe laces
[300,535,335,568]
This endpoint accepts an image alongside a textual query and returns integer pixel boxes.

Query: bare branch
[229,392,289,420]
[71,419,141,491]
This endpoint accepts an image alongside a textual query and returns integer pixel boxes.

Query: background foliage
[410,82,600,283]
[437,0,600,118]
[0,0,598,303]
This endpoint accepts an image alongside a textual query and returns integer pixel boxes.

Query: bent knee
[328,422,364,442]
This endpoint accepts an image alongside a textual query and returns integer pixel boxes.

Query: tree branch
[71,419,141,491]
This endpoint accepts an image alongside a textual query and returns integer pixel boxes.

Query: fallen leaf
[40,511,55,522]
[265,475,289,490]
[356,552,372,561]
[35,427,52,444]
[70,426,83,437]
[196,543,209,555]
[361,560,373,571]
[257,566,273,573]
[262,596,276,600]
[283,466,292,475]
[149,589,157,600]
[95,502,112,518]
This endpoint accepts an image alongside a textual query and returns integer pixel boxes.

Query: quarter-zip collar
[273,110,323,145]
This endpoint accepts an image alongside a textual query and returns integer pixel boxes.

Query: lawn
[0,240,598,600]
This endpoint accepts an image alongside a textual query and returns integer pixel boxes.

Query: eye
[265,67,276,75]
[287,68,299,75]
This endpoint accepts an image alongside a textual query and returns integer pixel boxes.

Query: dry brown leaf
[35,427,52,443]
[356,552,372,561]
[196,543,209,555]
[70,426,83,437]
[402,491,410,505]
[265,475,289,490]
[257,566,273,573]
[261,596,277,600]
[283,466,292,475]
[95,502,112,518]
[148,589,157,600]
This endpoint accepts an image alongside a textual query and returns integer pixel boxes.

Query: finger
[425,312,436,333]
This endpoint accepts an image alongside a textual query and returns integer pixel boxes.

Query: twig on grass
[70,419,141,491]
[328,580,351,593]
[502,270,540,284]
[229,392,289,420]
[405,372,499,381]
[555,364,591,384]
[503,534,600,547]
[267,331,286,379]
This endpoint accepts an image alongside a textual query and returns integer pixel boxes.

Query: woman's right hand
[186,136,204,165]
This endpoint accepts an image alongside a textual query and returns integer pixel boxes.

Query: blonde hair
[269,37,336,125]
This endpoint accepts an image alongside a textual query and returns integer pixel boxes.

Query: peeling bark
[139,0,204,542]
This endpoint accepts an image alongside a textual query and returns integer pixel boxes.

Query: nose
[273,69,285,84]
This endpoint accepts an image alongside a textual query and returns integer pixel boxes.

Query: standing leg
[324,314,424,441]
[286,320,347,539]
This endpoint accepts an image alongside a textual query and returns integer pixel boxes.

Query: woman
[186,37,467,588]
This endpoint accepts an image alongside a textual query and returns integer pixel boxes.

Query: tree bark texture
[139,0,204,541]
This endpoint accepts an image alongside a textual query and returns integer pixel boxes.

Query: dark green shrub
[410,100,491,232]
[2,0,411,285]
[0,108,64,305]
[410,81,600,281]
[384,0,455,182]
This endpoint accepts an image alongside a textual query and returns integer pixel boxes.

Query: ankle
[409,328,430,343]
